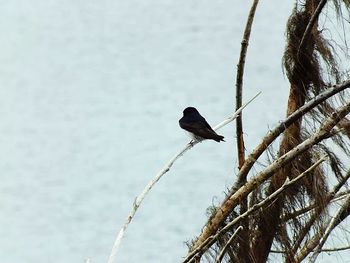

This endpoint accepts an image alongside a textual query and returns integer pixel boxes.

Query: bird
[179,107,225,142]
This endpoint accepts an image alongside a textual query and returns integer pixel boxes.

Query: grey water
[0,1,347,262]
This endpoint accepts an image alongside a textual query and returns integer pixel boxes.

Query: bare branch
[187,98,350,258]
[272,244,350,253]
[283,189,350,223]
[213,92,261,131]
[297,0,328,59]
[318,244,350,253]
[233,80,350,190]
[183,157,326,262]
[309,195,350,262]
[333,190,350,203]
[286,169,350,257]
[235,0,260,170]
[294,169,350,262]
[215,226,243,263]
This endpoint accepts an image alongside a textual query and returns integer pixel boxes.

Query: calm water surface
[0,1,346,262]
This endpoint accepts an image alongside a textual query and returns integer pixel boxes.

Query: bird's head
[183,107,199,116]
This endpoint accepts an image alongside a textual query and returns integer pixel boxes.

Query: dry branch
[293,170,350,262]
[215,226,243,263]
[187,99,350,259]
[235,0,259,170]
[183,156,326,262]
[297,0,328,58]
[272,244,350,254]
[309,195,350,262]
[317,244,350,252]
[283,180,350,224]
[233,80,350,190]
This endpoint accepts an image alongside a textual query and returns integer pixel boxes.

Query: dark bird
[179,107,225,142]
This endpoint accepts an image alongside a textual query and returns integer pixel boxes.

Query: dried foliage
[184,1,350,262]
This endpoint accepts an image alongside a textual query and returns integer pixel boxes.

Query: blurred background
[2,1,344,262]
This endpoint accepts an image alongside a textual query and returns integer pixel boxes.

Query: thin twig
[309,195,350,262]
[271,244,350,253]
[235,0,259,169]
[107,93,261,263]
[297,0,328,59]
[183,236,215,263]
[294,170,350,262]
[317,244,350,253]
[215,226,243,263]
[283,190,350,223]
[333,190,350,203]
[212,92,261,131]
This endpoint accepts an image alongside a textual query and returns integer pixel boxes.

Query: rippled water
[0,1,345,263]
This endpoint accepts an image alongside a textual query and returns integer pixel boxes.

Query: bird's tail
[214,135,225,142]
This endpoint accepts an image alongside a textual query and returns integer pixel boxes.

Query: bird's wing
[202,118,216,132]
[179,121,220,140]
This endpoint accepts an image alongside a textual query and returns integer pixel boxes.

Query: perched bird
[179,107,225,142]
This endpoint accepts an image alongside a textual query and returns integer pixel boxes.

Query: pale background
[0,1,348,262]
